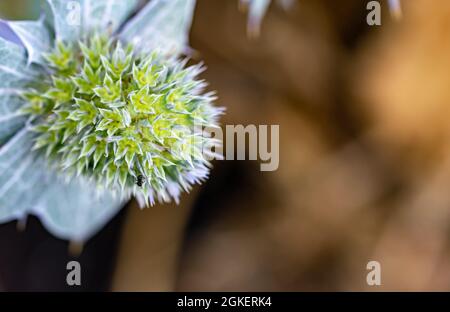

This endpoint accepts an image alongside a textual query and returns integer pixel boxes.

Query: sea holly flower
[0,0,222,242]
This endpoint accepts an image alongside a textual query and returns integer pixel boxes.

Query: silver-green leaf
[0,129,124,241]
[0,37,34,144]
[45,0,140,42]
[120,0,197,55]
[7,17,52,65]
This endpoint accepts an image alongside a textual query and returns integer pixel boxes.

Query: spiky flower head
[21,35,222,206]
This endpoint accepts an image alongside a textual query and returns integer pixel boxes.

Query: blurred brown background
[2,0,450,291]
[174,0,450,291]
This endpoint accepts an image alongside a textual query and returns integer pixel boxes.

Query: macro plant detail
[0,0,402,244]
[0,0,218,241]
[22,36,220,207]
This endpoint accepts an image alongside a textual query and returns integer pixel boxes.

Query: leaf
[6,17,52,65]
[44,0,140,43]
[0,129,125,241]
[119,0,197,55]
[0,21,24,46]
[0,37,38,144]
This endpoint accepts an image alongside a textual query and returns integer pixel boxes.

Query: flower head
[21,35,222,206]
[0,0,213,241]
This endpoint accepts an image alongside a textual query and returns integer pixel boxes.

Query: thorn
[68,240,84,257]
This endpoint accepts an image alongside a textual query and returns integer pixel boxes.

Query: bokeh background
[2,0,450,291]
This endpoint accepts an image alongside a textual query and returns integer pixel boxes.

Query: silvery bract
[0,0,219,242]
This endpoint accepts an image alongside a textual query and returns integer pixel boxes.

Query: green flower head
[21,34,222,206]
[0,0,220,241]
